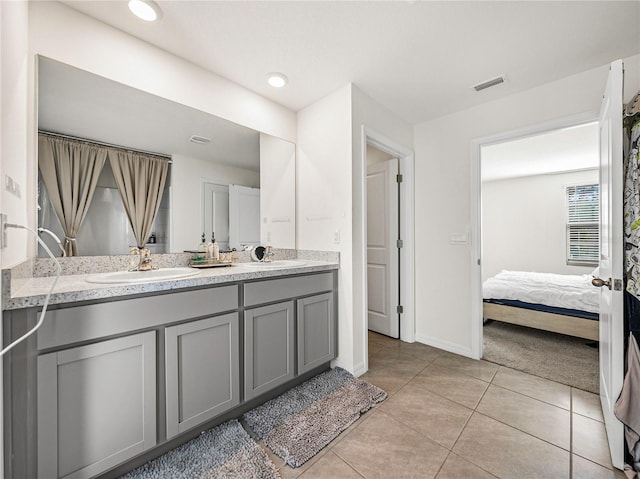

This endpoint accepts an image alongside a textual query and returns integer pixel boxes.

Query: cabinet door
[38,332,156,479]
[244,301,295,400]
[165,313,239,438]
[297,293,335,374]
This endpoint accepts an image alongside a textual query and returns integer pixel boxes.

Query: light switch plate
[449,233,468,245]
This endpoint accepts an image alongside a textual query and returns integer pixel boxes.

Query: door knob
[592,277,612,290]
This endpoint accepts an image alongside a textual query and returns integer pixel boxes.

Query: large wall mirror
[37,56,296,257]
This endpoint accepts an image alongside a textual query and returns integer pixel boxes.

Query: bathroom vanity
[3,260,338,479]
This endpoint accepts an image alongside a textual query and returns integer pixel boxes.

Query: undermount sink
[86,267,200,284]
[242,260,307,270]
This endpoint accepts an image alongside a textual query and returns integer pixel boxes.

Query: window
[566,183,599,265]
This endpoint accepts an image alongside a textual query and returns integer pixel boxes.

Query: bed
[483,270,600,341]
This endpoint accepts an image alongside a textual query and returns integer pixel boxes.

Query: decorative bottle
[209,232,220,261]
[198,232,207,254]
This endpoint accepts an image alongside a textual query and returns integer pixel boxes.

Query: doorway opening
[361,127,415,374]
[471,117,601,393]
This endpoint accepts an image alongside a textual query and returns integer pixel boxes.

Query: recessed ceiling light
[128,0,162,22]
[267,72,288,88]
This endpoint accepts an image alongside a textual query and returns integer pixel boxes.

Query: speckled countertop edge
[4,260,339,310]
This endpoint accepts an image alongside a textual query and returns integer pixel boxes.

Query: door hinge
[397,305,404,314]
[397,239,403,249]
[614,279,623,291]
[396,174,403,183]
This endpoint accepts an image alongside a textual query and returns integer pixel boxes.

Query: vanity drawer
[243,272,334,307]
[38,285,238,350]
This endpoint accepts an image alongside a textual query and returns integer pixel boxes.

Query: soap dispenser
[198,233,207,254]
[209,232,220,261]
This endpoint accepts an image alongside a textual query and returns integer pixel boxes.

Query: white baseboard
[352,361,367,377]
[415,333,475,359]
[331,357,354,374]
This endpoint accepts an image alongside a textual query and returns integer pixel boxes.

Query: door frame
[470,112,599,359]
[361,126,415,371]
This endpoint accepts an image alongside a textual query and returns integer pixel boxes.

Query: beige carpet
[483,320,599,393]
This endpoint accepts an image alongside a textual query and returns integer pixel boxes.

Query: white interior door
[228,184,260,250]
[595,59,624,470]
[367,159,399,338]
[202,182,230,250]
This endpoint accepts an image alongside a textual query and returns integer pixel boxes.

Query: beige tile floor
[260,332,626,479]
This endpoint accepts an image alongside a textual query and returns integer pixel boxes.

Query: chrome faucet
[130,247,155,271]
[264,245,275,263]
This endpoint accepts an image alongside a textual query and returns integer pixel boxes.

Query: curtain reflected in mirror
[38,132,171,256]
[37,56,296,257]
[38,133,107,256]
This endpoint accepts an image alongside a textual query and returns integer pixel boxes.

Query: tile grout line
[491,366,572,411]
[368,340,603,478]
[443,382,502,479]
[448,376,493,453]
[468,378,573,453]
[449,368,573,471]
[432,451,453,478]
[330,448,368,479]
[570,388,574,479]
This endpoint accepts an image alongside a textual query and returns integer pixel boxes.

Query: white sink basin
[242,260,307,270]
[86,267,200,284]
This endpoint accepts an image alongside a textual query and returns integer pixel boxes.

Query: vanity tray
[189,261,234,269]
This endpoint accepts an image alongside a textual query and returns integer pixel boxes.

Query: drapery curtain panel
[38,134,107,256]
[108,151,169,249]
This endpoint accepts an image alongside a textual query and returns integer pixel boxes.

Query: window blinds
[566,184,600,265]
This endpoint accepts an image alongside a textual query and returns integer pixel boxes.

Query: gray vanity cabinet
[37,331,157,479]
[243,272,337,400]
[6,270,337,479]
[165,313,240,438]
[297,292,335,374]
[244,301,295,400]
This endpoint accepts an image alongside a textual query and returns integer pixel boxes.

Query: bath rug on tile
[120,419,280,479]
[243,367,387,468]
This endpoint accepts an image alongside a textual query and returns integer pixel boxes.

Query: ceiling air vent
[188,135,212,145]
[473,75,505,92]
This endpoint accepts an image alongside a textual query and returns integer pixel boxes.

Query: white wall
[12,1,296,267]
[297,83,413,373]
[297,84,353,371]
[29,2,296,142]
[260,134,296,249]
[171,154,259,253]
[297,83,413,374]
[482,169,598,281]
[1,0,29,269]
[0,2,29,473]
[413,54,640,356]
[351,86,413,374]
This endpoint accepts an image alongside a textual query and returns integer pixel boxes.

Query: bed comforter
[483,270,599,314]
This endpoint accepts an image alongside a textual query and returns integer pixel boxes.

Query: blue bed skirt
[483,298,599,321]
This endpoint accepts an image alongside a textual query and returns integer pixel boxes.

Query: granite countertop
[4,260,339,310]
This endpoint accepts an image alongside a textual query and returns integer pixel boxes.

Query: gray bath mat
[243,367,387,468]
[120,419,280,479]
